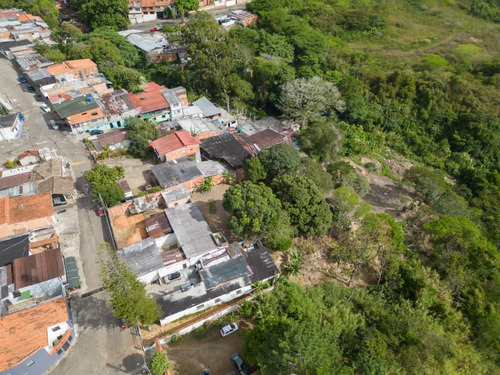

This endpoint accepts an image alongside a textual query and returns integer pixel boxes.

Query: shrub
[5,159,16,169]
[149,352,169,375]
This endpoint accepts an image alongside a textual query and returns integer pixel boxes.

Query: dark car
[167,271,181,281]
[231,353,250,375]
[90,129,104,135]
[27,85,34,93]
[18,75,27,83]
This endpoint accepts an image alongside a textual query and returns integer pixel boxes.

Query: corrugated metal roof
[193,97,221,118]
[118,237,163,277]
[12,249,65,289]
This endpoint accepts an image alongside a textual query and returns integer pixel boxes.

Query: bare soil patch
[167,323,247,375]
[102,158,155,194]
[112,211,147,248]
[191,184,233,239]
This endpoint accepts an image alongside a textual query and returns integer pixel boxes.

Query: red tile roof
[0,297,69,371]
[150,131,201,156]
[8,193,54,224]
[128,90,169,114]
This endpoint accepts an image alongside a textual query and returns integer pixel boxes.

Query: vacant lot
[191,184,232,239]
[102,158,155,194]
[167,323,247,375]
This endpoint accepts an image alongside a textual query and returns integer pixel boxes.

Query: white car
[48,120,59,130]
[220,323,238,337]
[41,104,51,112]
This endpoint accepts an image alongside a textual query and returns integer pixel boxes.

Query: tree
[278,76,346,128]
[243,156,267,183]
[54,22,84,54]
[71,0,130,31]
[98,243,161,325]
[223,181,293,250]
[258,143,301,180]
[299,121,342,162]
[125,118,159,158]
[181,14,252,111]
[258,30,295,64]
[149,352,170,375]
[328,187,371,236]
[86,27,141,67]
[69,37,124,66]
[100,65,142,92]
[85,164,125,206]
[272,175,333,236]
[298,157,333,193]
[404,166,449,203]
[174,0,199,22]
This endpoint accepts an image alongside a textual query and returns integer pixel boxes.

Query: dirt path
[167,324,245,375]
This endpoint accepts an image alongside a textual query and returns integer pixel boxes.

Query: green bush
[149,352,169,375]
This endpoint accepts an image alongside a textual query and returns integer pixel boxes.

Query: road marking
[21,107,38,114]
[70,161,87,167]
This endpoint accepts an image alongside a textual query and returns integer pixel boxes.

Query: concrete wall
[159,284,252,325]
[10,279,64,306]
[165,145,200,162]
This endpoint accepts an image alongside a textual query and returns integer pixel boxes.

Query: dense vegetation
[210,1,500,373]
[0,0,59,28]
[85,163,125,206]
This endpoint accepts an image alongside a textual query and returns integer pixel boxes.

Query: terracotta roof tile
[128,90,169,114]
[0,297,69,371]
[0,171,32,190]
[46,62,72,76]
[150,131,201,156]
[8,193,53,224]
[65,59,96,69]
[0,197,8,225]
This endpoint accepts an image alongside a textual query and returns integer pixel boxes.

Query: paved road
[49,292,143,375]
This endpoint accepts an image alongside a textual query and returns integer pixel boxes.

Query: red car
[120,319,131,330]
[150,27,158,32]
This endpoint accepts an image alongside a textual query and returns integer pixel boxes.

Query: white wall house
[0,113,23,141]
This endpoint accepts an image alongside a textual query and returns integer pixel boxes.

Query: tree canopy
[272,175,332,236]
[70,0,130,31]
[258,143,301,180]
[85,164,125,206]
[223,181,293,250]
[98,243,161,326]
[125,118,160,158]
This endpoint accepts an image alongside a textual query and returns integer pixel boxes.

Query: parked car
[200,372,209,375]
[41,104,51,112]
[90,129,104,135]
[220,323,239,337]
[18,75,27,83]
[150,27,158,31]
[120,319,131,330]
[27,85,34,93]
[97,206,106,217]
[231,353,250,375]
[48,120,59,130]
[167,271,181,281]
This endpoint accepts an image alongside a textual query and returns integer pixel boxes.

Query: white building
[0,113,23,141]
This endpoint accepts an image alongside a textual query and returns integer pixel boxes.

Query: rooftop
[176,116,225,137]
[160,186,190,205]
[0,113,19,129]
[118,237,163,277]
[237,128,292,155]
[0,170,32,190]
[201,133,251,168]
[37,176,74,196]
[128,90,169,114]
[150,130,201,156]
[97,129,128,147]
[127,33,168,53]
[165,203,217,259]
[151,161,202,189]
[196,160,229,177]
[200,253,251,290]
[0,193,54,225]
[0,234,29,267]
[52,94,100,119]
[144,211,173,238]
[0,297,68,372]
[193,97,221,118]
[32,158,63,180]
[12,248,65,289]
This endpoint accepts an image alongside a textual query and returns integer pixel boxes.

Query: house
[52,93,105,133]
[150,130,201,162]
[26,67,55,87]
[128,0,174,24]
[236,128,293,155]
[90,130,130,157]
[200,133,251,169]
[176,116,226,140]
[128,82,170,123]
[118,180,134,201]
[46,59,99,81]
[32,159,74,206]
[158,240,278,325]
[101,89,138,129]
[229,10,258,27]
[0,168,36,198]
[160,186,190,208]
[193,97,221,119]
[151,160,203,190]
[0,193,55,240]
[125,32,169,62]
[118,237,164,284]
[0,297,74,375]
[17,149,39,166]
[5,249,66,314]
[162,87,187,120]
[144,211,173,238]
[0,113,24,142]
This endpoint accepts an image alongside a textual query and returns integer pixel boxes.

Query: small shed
[161,186,190,208]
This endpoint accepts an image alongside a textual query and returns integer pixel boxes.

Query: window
[215,298,221,303]
[196,304,205,310]
[26,360,34,367]
[82,112,87,115]
[236,290,242,295]
[91,111,98,116]
[52,326,60,332]
[13,290,21,298]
